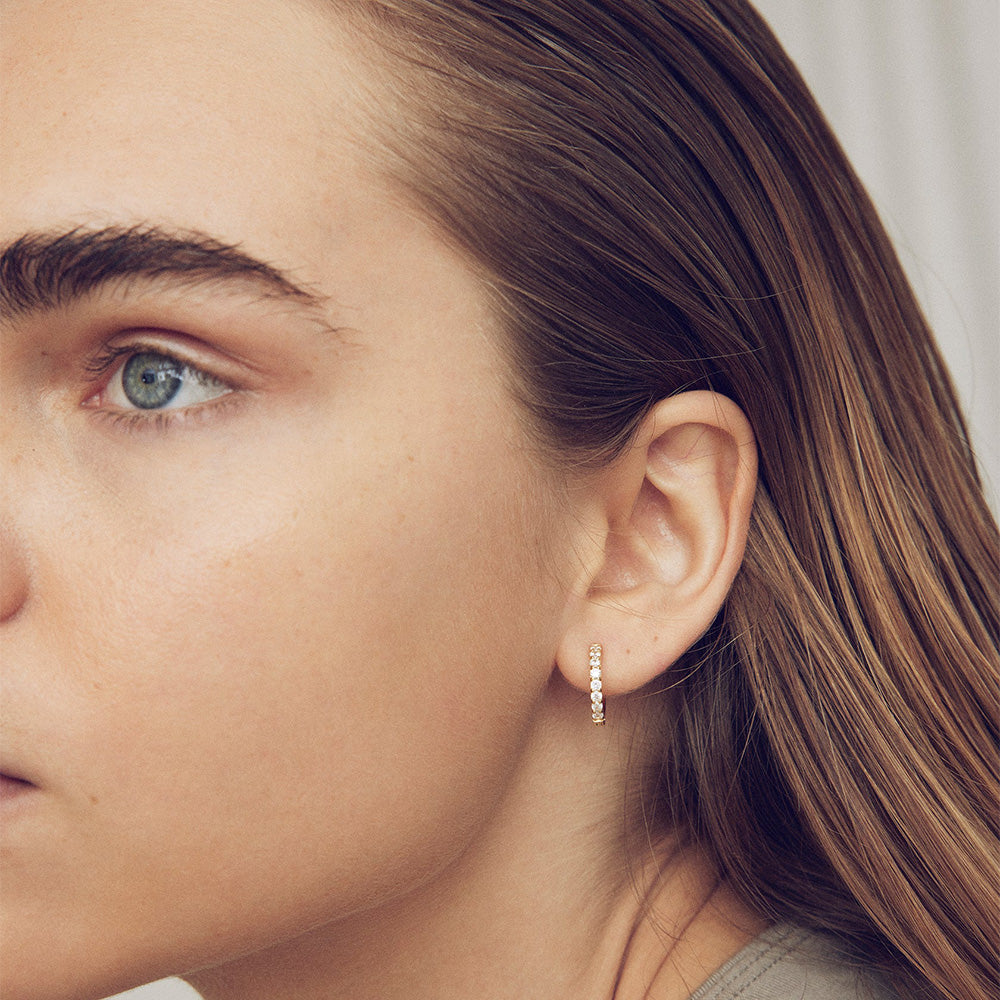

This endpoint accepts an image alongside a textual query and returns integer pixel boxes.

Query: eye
[101,350,232,412]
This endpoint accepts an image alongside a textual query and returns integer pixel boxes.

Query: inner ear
[594,419,741,600]
[594,477,691,595]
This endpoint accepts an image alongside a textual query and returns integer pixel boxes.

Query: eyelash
[83,342,240,433]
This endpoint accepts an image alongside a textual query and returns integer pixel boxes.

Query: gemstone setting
[588,643,605,725]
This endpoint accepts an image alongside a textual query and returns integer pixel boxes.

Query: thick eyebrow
[0,225,327,319]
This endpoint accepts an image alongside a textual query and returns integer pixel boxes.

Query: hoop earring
[589,643,606,726]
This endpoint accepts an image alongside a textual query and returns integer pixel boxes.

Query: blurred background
[102,3,998,999]
[755,0,998,510]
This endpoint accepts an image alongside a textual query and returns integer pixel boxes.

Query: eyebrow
[0,225,327,319]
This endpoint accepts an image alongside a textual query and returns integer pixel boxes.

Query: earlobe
[556,391,757,700]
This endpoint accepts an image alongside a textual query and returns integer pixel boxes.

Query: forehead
[0,0,382,287]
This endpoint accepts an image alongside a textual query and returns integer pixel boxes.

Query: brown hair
[341,2,999,997]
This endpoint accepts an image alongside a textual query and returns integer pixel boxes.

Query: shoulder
[687,924,899,1000]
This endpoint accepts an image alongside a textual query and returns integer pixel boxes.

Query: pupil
[122,352,184,409]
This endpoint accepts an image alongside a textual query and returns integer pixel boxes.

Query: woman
[0,1,995,999]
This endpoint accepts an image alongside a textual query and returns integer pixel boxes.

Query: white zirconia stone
[591,691,603,704]
[591,679,602,691]
[590,668,601,679]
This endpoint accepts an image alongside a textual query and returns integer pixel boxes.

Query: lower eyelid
[87,388,247,434]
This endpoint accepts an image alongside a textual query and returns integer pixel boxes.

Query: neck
[187,681,764,1000]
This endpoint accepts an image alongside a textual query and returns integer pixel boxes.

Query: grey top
[688,924,899,1000]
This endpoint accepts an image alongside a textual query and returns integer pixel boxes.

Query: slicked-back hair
[337,3,999,999]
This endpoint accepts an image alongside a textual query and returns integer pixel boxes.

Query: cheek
[7,418,559,990]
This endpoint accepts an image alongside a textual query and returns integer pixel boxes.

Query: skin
[0,2,762,999]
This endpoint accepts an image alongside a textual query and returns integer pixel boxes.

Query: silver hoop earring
[589,643,605,725]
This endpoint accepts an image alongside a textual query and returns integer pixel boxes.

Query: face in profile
[0,1,577,996]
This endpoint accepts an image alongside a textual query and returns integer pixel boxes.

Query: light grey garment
[688,924,899,1000]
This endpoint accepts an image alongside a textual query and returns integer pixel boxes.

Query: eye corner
[80,388,103,410]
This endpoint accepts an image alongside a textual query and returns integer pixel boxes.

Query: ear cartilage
[589,643,606,726]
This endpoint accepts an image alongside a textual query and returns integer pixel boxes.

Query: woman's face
[0,1,571,995]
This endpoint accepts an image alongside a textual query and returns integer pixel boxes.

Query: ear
[556,391,756,699]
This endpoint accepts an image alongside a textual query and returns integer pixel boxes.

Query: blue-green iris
[122,353,184,409]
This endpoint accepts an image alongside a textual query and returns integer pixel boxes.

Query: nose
[1,400,31,623]
[0,522,29,622]
[1,348,32,622]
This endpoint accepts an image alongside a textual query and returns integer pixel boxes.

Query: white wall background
[100,4,998,1000]
[752,0,999,508]
[102,983,199,1000]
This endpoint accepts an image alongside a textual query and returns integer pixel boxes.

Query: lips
[0,769,38,801]
[1,773,36,792]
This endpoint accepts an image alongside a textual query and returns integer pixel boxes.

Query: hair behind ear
[653,480,998,1000]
